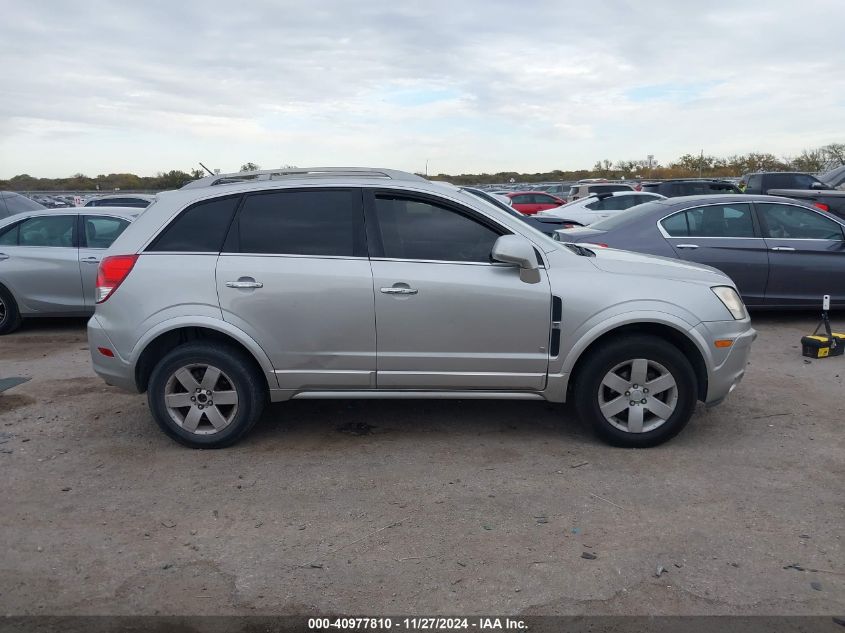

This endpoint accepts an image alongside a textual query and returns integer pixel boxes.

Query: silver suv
[88,167,756,449]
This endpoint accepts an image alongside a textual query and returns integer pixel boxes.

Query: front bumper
[87,315,138,392]
[695,320,757,405]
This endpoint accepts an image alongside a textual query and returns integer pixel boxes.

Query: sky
[1,0,843,178]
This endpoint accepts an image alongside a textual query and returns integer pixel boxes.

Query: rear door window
[83,216,131,248]
[685,203,755,237]
[237,189,365,256]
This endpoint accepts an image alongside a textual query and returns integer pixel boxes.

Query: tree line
[2,143,842,191]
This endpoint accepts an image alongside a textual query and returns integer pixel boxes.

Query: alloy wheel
[597,358,678,433]
[164,363,239,435]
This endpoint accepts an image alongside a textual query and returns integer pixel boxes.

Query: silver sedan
[537,191,664,226]
[0,207,138,334]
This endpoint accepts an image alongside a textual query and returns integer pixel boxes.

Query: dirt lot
[0,313,843,617]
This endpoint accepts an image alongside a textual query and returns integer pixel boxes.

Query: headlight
[711,286,747,320]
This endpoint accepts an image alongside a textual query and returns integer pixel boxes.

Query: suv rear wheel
[147,342,266,448]
[574,335,697,447]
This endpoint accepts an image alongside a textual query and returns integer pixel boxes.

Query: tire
[0,285,22,335]
[147,342,266,448]
[574,335,697,448]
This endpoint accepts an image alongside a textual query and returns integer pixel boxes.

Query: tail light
[584,242,609,248]
[813,202,830,212]
[95,255,139,303]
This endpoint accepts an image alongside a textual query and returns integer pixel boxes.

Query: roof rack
[181,167,427,189]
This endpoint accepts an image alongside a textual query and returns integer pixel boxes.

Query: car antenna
[199,162,215,176]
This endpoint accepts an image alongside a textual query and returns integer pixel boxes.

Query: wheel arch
[133,321,277,394]
[563,320,710,403]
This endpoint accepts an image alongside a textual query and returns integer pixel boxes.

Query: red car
[505,191,566,215]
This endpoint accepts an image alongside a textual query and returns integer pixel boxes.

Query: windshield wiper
[562,243,596,257]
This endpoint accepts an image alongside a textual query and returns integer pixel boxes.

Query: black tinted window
[758,203,843,240]
[374,195,502,262]
[238,189,364,256]
[148,195,240,252]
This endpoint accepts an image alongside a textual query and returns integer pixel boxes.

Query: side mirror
[491,235,541,284]
[810,181,827,190]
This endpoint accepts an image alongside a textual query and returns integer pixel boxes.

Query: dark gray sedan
[555,194,845,309]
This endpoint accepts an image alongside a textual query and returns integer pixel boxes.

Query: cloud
[0,0,843,177]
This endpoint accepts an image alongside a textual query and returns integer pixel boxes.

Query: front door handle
[380,287,418,295]
[0,253,9,261]
[226,280,264,289]
[770,246,796,252]
[675,244,699,249]
[80,256,101,264]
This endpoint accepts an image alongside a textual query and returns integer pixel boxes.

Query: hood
[585,246,731,285]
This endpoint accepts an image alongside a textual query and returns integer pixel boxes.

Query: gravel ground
[0,313,842,616]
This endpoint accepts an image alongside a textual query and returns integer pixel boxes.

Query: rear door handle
[675,244,699,249]
[226,280,263,289]
[0,253,8,261]
[770,246,796,252]
[380,287,418,295]
[80,256,101,264]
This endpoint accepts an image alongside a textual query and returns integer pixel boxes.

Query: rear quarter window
[147,195,240,252]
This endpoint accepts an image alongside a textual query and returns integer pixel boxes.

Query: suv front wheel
[147,342,266,448]
[574,335,697,447]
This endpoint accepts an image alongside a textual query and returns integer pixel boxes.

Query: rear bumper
[696,320,757,405]
[87,315,138,392]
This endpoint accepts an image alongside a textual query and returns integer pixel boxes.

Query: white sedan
[536,191,665,226]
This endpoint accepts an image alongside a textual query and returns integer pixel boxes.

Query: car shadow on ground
[248,398,598,447]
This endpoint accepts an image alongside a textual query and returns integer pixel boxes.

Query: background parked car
[640,179,740,197]
[84,194,156,208]
[505,191,566,215]
[536,191,665,226]
[460,186,576,235]
[0,207,137,334]
[0,191,47,219]
[766,187,845,221]
[566,182,634,202]
[740,172,827,194]
[555,194,845,309]
[820,165,845,189]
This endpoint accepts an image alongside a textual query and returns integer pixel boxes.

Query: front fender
[545,303,712,402]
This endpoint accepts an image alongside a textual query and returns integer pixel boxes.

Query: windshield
[459,188,560,249]
[587,200,667,231]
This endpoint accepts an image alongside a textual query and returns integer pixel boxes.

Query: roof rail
[181,167,427,189]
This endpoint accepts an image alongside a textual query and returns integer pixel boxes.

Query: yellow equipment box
[801,332,845,358]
